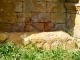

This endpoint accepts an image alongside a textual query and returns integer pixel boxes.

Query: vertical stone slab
[73,14,80,38]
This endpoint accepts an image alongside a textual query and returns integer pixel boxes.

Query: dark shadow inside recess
[65,0,79,35]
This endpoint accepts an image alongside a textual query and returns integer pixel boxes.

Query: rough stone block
[23,1,32,12]
[0,24,11,32]
[0,0,15,2]
[0,33,8,43]
[66,0,79,3]
[7,33,24,45]
[0,2,15,13]
[51,13,66,23]
[23,1,46,12]
[18,13,50,23]
[0,13,17,23]
[12,23,25,32]
[52,0,66,2]
[25,23,45,32]
[52,24,66,31]
[44,22,55,31]
[15,2,22,12]
[32,13,50,22]
[67,13,76,29]
[25,23,31,32]
[0,1,22,13]
[31,2,46,12]
[22,31,77,50]
[38,0,65,2]
[47,2,66,12]
[17,13,32,23]
[56,24,66,31]
[65,3,77,13]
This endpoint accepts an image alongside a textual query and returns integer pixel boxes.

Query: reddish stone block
[25,23,45,32]
[25,23,31,32]
[44,22,55,31]
[25,17,31,23]
[31,23,45,31]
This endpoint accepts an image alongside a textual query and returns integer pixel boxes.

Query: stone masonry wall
[0,0,66,32]
[0,0,80,37]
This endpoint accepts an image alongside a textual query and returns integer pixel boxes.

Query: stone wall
[0,0,80,38]
[0,0,66,32]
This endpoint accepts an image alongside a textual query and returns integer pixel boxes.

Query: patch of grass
[0,42,80,60]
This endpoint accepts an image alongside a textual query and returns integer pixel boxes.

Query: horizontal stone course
[0,13,17,23]
[23,1,46,12]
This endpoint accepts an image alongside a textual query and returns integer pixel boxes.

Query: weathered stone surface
[67,13,80,29]
[23,1,31,12]
[18,13,50,23]
[51,13,66,23]
[12,23,25,32]
[15,2,22,12]
[47,2,66,12]
[31,2,46,12]
[0,2,15,13]
[0,1,22,13]
[66,0,79,3]
[32,13,50,22]
[75,14,80,25]
[22,31,78,50]
[65,3,77,13]
[25,23,45,32]
[25,23,31,32]
[54,24,66,31]
[0,13,17,23]
[74,25,80,38]
[67,13,75,29]
[0,24,11,32]
[17,13,32,23]
[46,0,65,2]
[7,33,24,45]
[44,22,55,31]
[0,33,8,43]
[23,1,46,12]
[0,0,15,2]
[16,0,65,2]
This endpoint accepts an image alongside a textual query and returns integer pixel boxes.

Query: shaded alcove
[65,0,79,36]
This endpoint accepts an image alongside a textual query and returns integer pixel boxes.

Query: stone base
[0,31,79,50]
